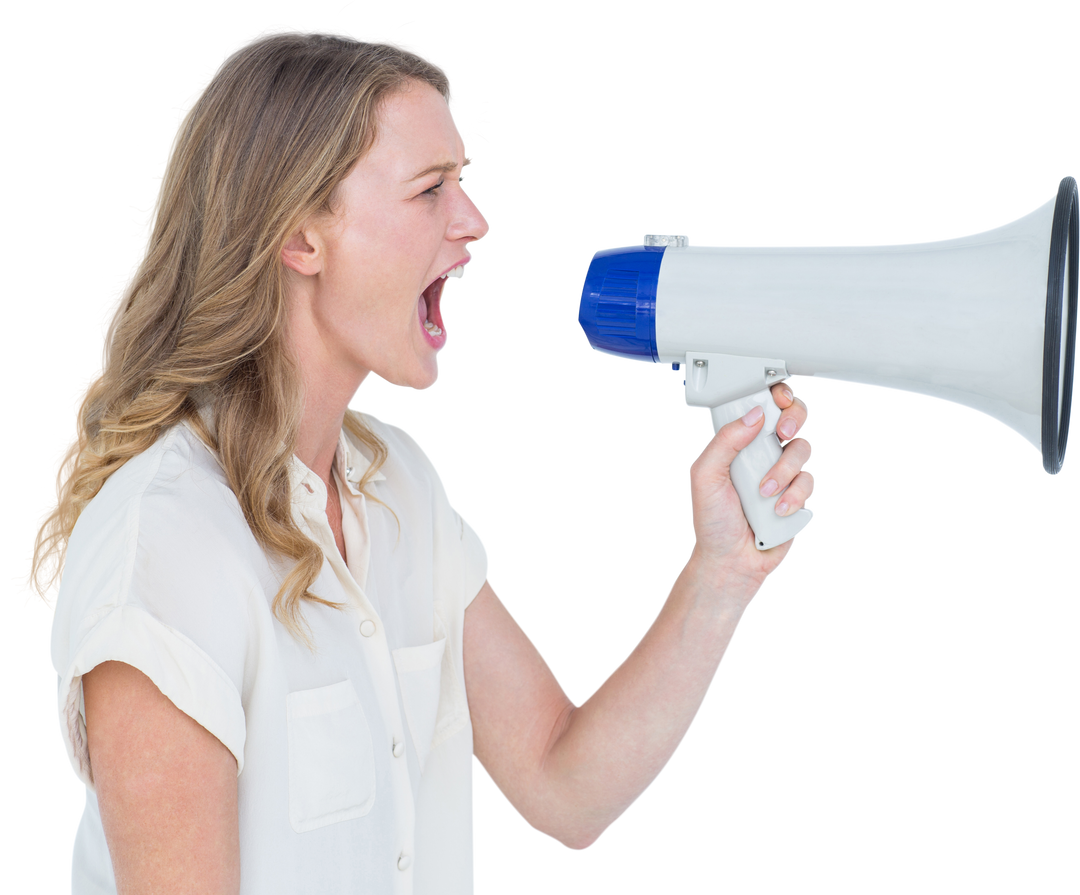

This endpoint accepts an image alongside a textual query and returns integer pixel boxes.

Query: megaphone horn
[579,177,1078,549]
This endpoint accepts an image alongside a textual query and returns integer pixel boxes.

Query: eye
[421,171,468,196]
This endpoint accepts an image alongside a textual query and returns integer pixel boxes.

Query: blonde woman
[36,33,813,895]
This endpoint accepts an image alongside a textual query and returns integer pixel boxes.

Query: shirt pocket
[392,637,446,773]
[286,679,376,832]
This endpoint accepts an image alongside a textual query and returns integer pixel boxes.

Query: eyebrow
[406,158,471,182]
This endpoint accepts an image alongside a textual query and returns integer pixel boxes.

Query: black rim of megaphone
[1042,176,1079,474]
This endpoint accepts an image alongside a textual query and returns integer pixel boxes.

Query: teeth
[423,266,460,337]
[440,265,465,279]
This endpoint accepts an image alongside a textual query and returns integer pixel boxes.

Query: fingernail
[742,405,764,426]
[778,419,796,440]
[760,479,778,497]
[782,387,793,402]
[775,500,789,516]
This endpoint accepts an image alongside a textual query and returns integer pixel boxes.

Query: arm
[464,383,812,849]
[540,557,760,846]
[544,384,812,846]
[82,661,240,895]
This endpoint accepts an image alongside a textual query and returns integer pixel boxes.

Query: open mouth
[414,276,444,338]
[416,256,468,343]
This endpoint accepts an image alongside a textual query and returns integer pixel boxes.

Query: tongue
[421,278,445,331]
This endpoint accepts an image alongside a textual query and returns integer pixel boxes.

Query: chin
[384,364,442,392]
[416,367,442,390]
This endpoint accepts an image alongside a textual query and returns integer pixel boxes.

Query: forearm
[536,554,759,847]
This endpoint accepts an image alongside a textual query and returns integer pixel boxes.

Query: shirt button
[359,620,376,637]
[397,853,412,871]
[392,738,405,758]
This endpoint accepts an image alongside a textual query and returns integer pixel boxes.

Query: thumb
[696,404,765,480]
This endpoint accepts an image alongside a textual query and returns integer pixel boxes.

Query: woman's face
[290,81,488,391]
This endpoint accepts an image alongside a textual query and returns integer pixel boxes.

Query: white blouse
[51,415,487,895]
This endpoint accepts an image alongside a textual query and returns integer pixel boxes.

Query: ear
[281,227,323,276]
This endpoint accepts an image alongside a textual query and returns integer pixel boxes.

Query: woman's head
[136,33,454,406]
[35,34,456,638]
[281,79,488,395]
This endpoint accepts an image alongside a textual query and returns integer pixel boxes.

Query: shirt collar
[190,392,384,503]
[288,426,386,504]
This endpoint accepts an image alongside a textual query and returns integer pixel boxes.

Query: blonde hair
[33,34,448,639]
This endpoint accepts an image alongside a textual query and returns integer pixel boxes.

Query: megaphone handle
[709,388,813,551]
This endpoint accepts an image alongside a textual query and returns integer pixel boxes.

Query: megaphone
[579,178,1078,551]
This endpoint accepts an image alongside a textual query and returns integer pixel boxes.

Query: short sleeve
[57,605,247,786]
[459,516,487,607]
[51,427,251,787]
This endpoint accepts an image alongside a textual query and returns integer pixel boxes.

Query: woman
[47,22,494,893]
[35,33,812,894]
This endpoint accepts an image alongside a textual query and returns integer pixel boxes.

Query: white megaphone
[579,177,1078,551]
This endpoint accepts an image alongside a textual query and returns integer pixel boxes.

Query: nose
[455,186,490,246]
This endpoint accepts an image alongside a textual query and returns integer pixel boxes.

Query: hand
[688,382,813,589]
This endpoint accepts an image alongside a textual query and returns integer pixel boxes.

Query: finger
[773,377,807,416]
[773,468,812,516]
[686,399,764,481]
[757,436,811,498]
[770,381,796,409]
[777,395,812,442]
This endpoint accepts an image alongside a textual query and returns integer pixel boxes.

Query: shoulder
[358,413,436,472]
[351,412,445,497]
[143,423,248,537]
[63,424,251,584]
[73,423,235,522]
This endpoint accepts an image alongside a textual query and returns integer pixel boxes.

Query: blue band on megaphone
[578,245,663,361]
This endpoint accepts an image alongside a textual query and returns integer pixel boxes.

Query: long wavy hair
[33,33,448,639]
